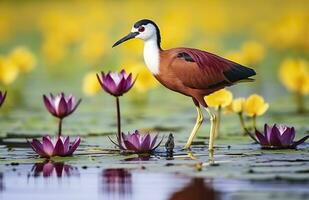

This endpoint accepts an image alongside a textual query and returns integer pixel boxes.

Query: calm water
[0,153,309,200]
[0,161,308,200]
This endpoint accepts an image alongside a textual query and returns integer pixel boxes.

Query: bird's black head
[112,19,161,49]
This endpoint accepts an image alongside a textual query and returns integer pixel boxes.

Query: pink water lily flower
[28,135,80,158]
[111,130,163,153]
[43,93,81,119]
[97,69,135,97]
[0,91,7,107]
[255,124,309,149]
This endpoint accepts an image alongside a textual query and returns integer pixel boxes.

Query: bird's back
[157,47,256,97]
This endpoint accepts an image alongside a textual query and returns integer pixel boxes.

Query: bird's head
[112,19,161,48]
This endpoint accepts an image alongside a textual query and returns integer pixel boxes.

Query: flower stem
[116,97,121,147]
[238,113,258,143]
[295,92,306,113]
[252,115,257,130]
[58,118,63,137]
[238,112,247,135]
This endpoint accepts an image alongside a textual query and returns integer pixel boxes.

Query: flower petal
[67,96,73,111]
[292,135,309,148]
[255,129,269,146]
[43,95,57,116]
[29,139,47,157]
[57,95,68,117]
[63,136,70,154]
[264,124,272,142]
[53,138,65,156]
[96,73,104,88]
[279,127,295,146]
[120,69,126,77]
[124,73,134,92]
[68,98,82,116]
[115,77,127,96]
[140,134,151,151]
[269,126,282,146]
[43,136,54,156]
[103,74,118,95]
[123,139,139,151]
[130,132,141,150]
[67,136,81,155]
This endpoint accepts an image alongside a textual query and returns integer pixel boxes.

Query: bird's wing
[168,48,256,90]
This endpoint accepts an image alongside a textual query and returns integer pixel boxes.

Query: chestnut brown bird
[113,19,256,154]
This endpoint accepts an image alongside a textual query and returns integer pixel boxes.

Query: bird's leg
[205,108,217,164]
[183,106,203,150]
[214,106,222,139]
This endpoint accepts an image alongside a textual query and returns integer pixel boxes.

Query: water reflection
[30,161,79,178]
[102,169,132,199]
[100,169,219,200]
[169,178,217,200]
[2,164,308,200]
[0,173,4,192]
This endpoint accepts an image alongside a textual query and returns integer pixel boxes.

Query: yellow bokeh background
[0,0,308,108]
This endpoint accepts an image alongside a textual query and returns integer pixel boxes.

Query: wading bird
[113,19,256,157]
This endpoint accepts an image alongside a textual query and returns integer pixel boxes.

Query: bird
[112,19,256,157]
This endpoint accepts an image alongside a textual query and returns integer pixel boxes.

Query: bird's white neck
[143,37,160,75]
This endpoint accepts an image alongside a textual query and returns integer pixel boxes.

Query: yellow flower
[80,32,106,64]
[205,89,233,109]
[9,47,37,73]
[225,41,265,67]
[125,62,158,93]
[225,98,245,114]
[0,56,19,85]
[279,58,309,95]
[243,94,269,117]
[241,41,265,66]
[267,13,308,50]
[225,51,246,65]
[42,38,67,65]
[82,71,101,96]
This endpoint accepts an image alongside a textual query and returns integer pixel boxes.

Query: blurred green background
[0,0,309,137]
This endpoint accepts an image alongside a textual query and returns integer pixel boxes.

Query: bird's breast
[143,40,160,75]
[154,66,190,97]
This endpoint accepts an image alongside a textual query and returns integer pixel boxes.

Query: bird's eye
[138,26,145,32]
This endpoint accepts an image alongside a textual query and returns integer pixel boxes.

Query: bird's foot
[181,144,192,151]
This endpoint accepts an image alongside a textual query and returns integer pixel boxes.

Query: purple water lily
[43,93,81,136]
[0,91,7,107]
[43,93,81,119]
[97,69,136,149]
[111,130,162,153]
[255,124,309,149]
[28,135,80,158]
[96,69,135,97]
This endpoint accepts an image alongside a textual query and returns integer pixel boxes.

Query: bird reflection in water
[0,173,4,192]
[169,178,218,200]
[102,169,132,198]
[30,161,79,178]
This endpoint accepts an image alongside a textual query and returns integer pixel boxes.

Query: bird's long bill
[112,32,139,48]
